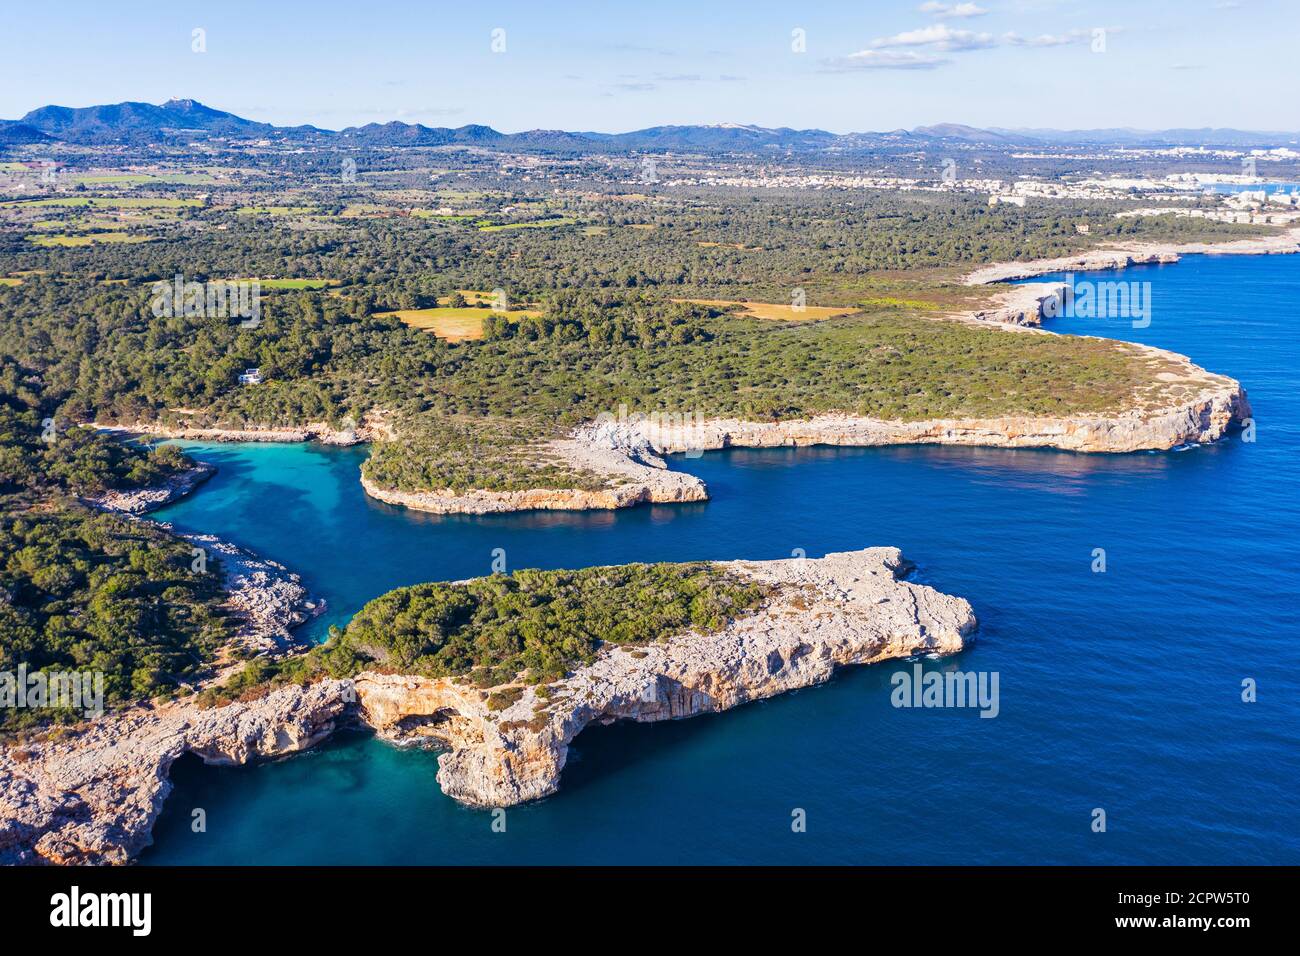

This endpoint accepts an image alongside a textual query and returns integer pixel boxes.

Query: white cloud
[827,49,953,70]
[871,24,997,51]
[1003,28,1097,47]
[828,19,1121,73]
[919,2,989,17]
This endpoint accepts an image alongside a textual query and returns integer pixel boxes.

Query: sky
[1,1,1292,134]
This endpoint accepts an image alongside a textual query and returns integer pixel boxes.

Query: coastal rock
[0,548,974,862]
[960,226,1300,285]
[86,463,215,515]
[169,529,324,655]
[355,548,977,808]
[0,680,351,865]
[971,281,1070,326]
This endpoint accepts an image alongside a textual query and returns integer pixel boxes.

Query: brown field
[439,289,500,306]
[378,305,542,342]
[675,299,862,321]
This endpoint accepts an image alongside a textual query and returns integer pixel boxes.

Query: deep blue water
[1208,181,1300,194]
[142,253,1300,865]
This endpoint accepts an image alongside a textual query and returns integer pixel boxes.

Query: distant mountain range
[3,99,1296,151]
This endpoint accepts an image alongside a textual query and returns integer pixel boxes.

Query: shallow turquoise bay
[143,253,1300,864]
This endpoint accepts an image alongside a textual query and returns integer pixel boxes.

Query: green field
[235,205,320,216]
[2,196,203,209]
[27,232,153,247]
[478,217,577,232]
[242,277,341,289]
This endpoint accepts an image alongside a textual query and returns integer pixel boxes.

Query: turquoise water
[1208,181,1300,194]
[143,253,1300,864]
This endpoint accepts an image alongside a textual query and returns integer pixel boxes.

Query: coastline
[0,504,325,864]
[361,290,1252,516]
[357,231,1291,516]
[84,463,216,515]
[960,225,1300,286]
[5,227,1284,865]
[0,548,973,864]
[86,230,1288,518]
[84,461,325,657]
[90,419,380,446]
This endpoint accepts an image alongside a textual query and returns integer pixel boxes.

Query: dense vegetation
[0,357,195,498]
[210,562,767,702]
[0,359,216,734]
[0,147,1279,725]
[0,271,1159,492]
[0,508,231,731]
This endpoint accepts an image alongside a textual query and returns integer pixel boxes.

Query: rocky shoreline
[355,548,976,808]
[91,415,392,447]
[86,461,324,656]
[0,548,972,864]
[0,680,351,865]
[363,334,1250,515]
[167,528,324,657]
[0,517,324,864]
[960,225,1300,286]
[86,463,216,515]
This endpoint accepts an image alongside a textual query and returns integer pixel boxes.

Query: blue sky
[1,1,1291,133]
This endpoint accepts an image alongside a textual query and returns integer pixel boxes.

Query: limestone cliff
[960,225,1300,286]
[354,548,975,808]
[0,548,973,863]
[0,680,351,865]
[86,463,215,515]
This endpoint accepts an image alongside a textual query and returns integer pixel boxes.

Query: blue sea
[1208,181,1300,195]
[142,253,1300,865]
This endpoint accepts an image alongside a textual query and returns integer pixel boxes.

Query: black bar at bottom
[0,865,1289,939]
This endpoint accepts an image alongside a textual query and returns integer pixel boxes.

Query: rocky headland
[0,680,351,865]
[354,547,975,808]
[960,225,1300,286]
[357,241,1264,516]
[91,415,392,447]
[360,424,708,514]
[362,328,1251,516]
[86,463,216,515]
[0,548,973,864]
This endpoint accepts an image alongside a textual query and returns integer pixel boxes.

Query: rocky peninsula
[87,463,216,515]
[0,548,973,864]
[354,548,975,808]
[361,303,1251,516]
[85,461,324,657]
[960,225,1300,286]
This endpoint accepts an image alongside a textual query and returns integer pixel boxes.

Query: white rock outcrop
[960,226,1300,286]
[355,548,976,808]
[0,680,351,865]
[86,464,215,515]
[0,548,973,863]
